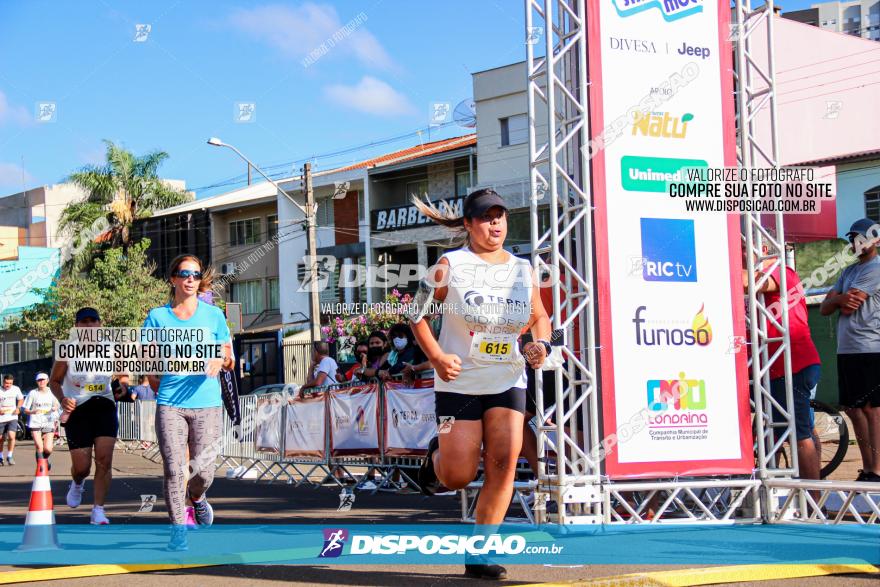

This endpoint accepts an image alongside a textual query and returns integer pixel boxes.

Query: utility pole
[303,162,322,342]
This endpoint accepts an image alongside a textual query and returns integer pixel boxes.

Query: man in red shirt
[744,244,821,480]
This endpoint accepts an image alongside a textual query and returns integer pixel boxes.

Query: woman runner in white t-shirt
[411,189,551,580]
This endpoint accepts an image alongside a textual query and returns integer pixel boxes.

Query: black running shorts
[435,387,526,421]
[63,396,118,449]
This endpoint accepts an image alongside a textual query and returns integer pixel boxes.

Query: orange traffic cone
[17,457,60,551]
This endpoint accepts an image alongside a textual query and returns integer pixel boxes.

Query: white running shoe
[90,506,110,525]
[66,481,84,508]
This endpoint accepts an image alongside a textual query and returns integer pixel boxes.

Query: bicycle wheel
[811,400,849,479]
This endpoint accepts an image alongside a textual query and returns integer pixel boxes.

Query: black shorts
[63,397,118,450]
[837,353,880,408]
[435,387,526,421]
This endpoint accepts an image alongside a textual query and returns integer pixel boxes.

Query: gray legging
[156,405,223,525]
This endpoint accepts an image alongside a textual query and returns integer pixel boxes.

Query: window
[456,171,476,197]
[229,218,261,246]
[298,260,337,303]
[319,262,341,305]
[5,342,20,364]
[506,207,551,246]
[500,114,528,147]
[25,340,39,361]
[267,215,278,241]
[231,279,264,315]
[268,277,280,310]
[406,179,429,200]
[866,186,880,224]
[316,197,335,228]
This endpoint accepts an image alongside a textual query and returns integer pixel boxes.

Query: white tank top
[62,367,114,406]
[434,247,532,395]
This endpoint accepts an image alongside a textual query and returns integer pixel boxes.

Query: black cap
[75,307,101,322]
[846,218,877,238]
[463,189,508,218]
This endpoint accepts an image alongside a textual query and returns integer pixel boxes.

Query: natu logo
[632,112,693,139]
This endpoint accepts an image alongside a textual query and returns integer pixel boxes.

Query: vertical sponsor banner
[329,383,381,456]
[383,379,437,457]
[285,392,327,459]
[588,1,752,477]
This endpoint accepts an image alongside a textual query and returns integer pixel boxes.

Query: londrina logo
[632,304,712,346]
[621,155,708,193]
[646,372,708,427]
[319,528,348,558]
[632,112,693,139]
[612,0,703,22]
[639,218,697,282]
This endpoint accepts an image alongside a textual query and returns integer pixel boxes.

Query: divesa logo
[612,0,703,22]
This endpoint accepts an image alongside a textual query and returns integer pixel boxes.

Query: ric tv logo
[612,0,703,22]
[639,217,697,283]
[632,305,712,347]
[646,372,708,427]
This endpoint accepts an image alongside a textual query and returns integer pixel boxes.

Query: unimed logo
[612,0,703,22]
[639,218,697,283]
[319,528,348,558]
[621,155,708,193]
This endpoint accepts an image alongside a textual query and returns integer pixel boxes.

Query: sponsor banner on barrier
[329,383,381,456]
[589,0,752,477]
[0,524,877,566]
[285,392,326,459]
[255,394,285,454]
[383,379,436,457]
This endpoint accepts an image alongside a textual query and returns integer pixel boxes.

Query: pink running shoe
[185,506,197,528]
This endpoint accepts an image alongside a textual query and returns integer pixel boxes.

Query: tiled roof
[335,134,476,172]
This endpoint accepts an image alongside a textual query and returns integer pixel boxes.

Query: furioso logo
[612,0,703,22]
[632,305,712,347]
[319,528,348,558]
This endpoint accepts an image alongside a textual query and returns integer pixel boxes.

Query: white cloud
[228,3,394,70]
[0,91,31,126]
[324,76,416,117]
[0,162,33,189]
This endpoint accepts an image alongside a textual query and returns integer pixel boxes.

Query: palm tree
[60,140,191,268]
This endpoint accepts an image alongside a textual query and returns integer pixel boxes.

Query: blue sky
[0,0,819,198]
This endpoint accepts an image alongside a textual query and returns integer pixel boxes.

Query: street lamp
[207,137,322,342]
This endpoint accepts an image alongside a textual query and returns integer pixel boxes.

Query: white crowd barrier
[107,378,436,487]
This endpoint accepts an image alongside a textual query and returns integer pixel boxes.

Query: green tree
[10,241,169,353]
[60,140,191,270]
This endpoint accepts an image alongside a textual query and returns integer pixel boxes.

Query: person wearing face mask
[354,331,389,380]
[378,323,427,381]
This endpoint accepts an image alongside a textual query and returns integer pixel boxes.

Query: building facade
[783,1,880,41]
